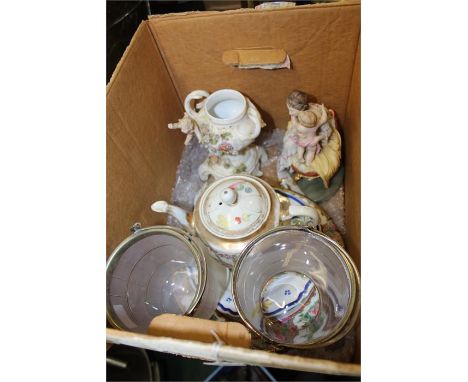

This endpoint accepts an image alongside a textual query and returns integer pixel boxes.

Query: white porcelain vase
[183,89,267,180]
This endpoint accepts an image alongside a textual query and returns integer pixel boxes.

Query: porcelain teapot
[151,175,320,268]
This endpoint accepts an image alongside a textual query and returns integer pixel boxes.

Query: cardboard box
[107,0,360,375]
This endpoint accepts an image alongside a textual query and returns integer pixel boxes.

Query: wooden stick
[106,328,361,377]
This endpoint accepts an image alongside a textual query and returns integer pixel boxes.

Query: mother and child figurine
[278,90,343,202]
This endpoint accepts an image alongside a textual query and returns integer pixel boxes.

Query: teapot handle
[184,90,210,122]
[282,205,320,227]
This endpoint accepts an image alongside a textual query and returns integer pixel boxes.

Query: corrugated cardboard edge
[148,0,360,21]
[344,36,361,269]
[344,35,361,365]
[107,328,361,377]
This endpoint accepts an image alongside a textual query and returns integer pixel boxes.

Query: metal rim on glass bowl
[307,239,361,347]
[106,225,207,331]
[232,225,360,349]
[317,243,361,347]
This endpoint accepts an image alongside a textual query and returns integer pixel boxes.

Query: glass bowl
[232,226,360,348]
[106,225,228,333]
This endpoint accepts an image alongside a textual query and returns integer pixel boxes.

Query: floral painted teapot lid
[198,175,271,240]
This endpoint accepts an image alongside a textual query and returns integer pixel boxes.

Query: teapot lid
[199,175,271,240]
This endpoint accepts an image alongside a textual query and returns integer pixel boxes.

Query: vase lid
[199,175,271,240]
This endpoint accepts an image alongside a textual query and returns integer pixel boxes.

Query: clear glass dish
[106,225,228,333]
[233,226,359,348]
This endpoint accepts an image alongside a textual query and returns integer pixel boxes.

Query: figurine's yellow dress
[290,118,341,188]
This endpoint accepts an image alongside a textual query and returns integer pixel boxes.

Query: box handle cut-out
[222,48,291,70]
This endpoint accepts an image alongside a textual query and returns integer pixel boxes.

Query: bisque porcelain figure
[278,90,343,202]
[169,89,267,181]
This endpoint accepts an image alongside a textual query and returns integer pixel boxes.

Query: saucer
[260,271,318,320]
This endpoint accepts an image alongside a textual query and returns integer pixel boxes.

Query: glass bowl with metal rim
[232,225,360,348]
[106,224,229,333]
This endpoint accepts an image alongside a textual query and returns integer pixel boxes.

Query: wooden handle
[148,314,251,348]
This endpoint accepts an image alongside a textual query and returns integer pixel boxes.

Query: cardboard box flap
[106,22,185,256]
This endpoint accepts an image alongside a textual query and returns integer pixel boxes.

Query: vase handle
[184,90,210,122]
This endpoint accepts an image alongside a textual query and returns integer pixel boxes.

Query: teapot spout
[151,201,194,233]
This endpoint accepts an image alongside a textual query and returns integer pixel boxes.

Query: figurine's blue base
[296,165,344,203]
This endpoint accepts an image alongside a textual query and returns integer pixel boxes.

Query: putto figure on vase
[278,90,343,202]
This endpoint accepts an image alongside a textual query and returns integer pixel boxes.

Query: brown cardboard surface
[147,2,360,131]
[343,37,360,364]
[343,38,361,270]
[106,22,184,257]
